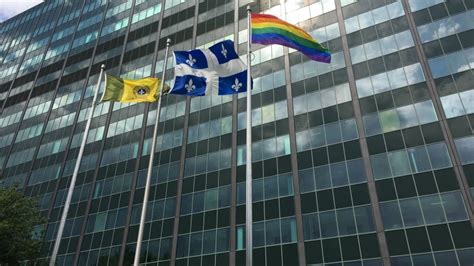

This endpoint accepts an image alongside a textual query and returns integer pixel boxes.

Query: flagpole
[50,64,106,266]
[245,6,253,266]
[133,38,171,266]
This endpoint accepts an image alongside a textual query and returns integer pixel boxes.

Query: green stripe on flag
[102,74,125,102]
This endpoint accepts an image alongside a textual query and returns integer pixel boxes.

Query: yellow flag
[101,74,160,103]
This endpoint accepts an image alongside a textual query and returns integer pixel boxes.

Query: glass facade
[0,0,473,265]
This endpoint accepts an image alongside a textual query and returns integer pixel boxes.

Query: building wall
[0,0,473,265]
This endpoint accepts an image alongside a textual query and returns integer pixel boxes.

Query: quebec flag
[169,40,249,96]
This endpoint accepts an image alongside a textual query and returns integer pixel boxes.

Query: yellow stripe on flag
[121,77,160,103]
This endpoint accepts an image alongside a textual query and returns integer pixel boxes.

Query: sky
[0,0,43,23]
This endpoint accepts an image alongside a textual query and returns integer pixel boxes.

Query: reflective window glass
[399,198,424,227]
[380,201,403,229]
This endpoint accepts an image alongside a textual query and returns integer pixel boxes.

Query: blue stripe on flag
[218,70,249,95]
[209,40,239,65]
[174,50,208,69]
[171,75,207,96]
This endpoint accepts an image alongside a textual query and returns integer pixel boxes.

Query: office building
[0,0,473,265]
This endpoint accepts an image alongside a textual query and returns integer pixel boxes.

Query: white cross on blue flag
[169,40,250,96]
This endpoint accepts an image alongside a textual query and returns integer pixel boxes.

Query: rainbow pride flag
[251,13,331,63]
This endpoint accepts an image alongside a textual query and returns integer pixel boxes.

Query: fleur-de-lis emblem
[185,79,195,93]
[231,78,242,92]
[221,44,228,58]
[186,54,196,66]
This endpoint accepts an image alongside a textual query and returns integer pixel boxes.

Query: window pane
[219,186,230,208]
[266,219,281,245]
[320,210,338,237]
[363,113,382,136]
[205,188,218,210]
[331,162,348,187]
[202,230,216,254]
[278,174,293,197]
[356,77,373,98]
[315,165,331,189]
[216,228,229,252]
[94,213,106,232]
[192,192,204,213]
[371,153,392,179]
[253,222,265,247]
[299,168,315,193]
[321,87,337,108]
[441,192,468,222]
[310,126,326,148]
[347,159,366,183]
[380,109,400,133]
[341,119,358,141]
[372,73,391,94]
[407,146,431,173]
[236,227,244,250]
[189,232,203,256]
[455,136,474,164]
[253,178,264,202]
[388,150,412,177]
[303,213,320,240]
[354,205,375,233]
[460,90,474,114]
[337,208,356,235]
[264,176,279,199]
[176,235,189,257]
[380,201,403,229]
[399,198,424,227]
[325,122,342,144]
[426,142,452,169]
[296,131,311,151]
[441,94,465,118]
[419,194,446,224]
[281,217,297,243]
[397,105,417,128]
[415,100,437,124]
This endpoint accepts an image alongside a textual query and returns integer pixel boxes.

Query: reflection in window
[253,217,297,247]
[303,213,320,240]
[350,30,415,65]
[296,118,358,151]
[253,174,294,201]
[417,9,473,43]
[337,208,356,235]
[388,150,412,177]
[371,153,391,179]
[442,192,468,221]
[320,210,338,237]
[441,93,465,118]
[299,158,367,192]
[426,142,451,169]
[380,109,401,132]
[399,198,424,227]
[408,0,444,12]
[420,194,446,224]
[455,136,474,165]
[414,100,438,124]
[354,205,375,233]
[407,146,431,173]
[428,48,473,78]
[357,64,425,98]
[363,100,437,136]
[344,1,404,34]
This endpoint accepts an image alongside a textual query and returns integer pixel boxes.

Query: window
[380,201,403,229]
[441,192,468,221]
[420,194,446,224]
[303,213,320,240]
[455,136,474,164]
[399,198,424,227]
